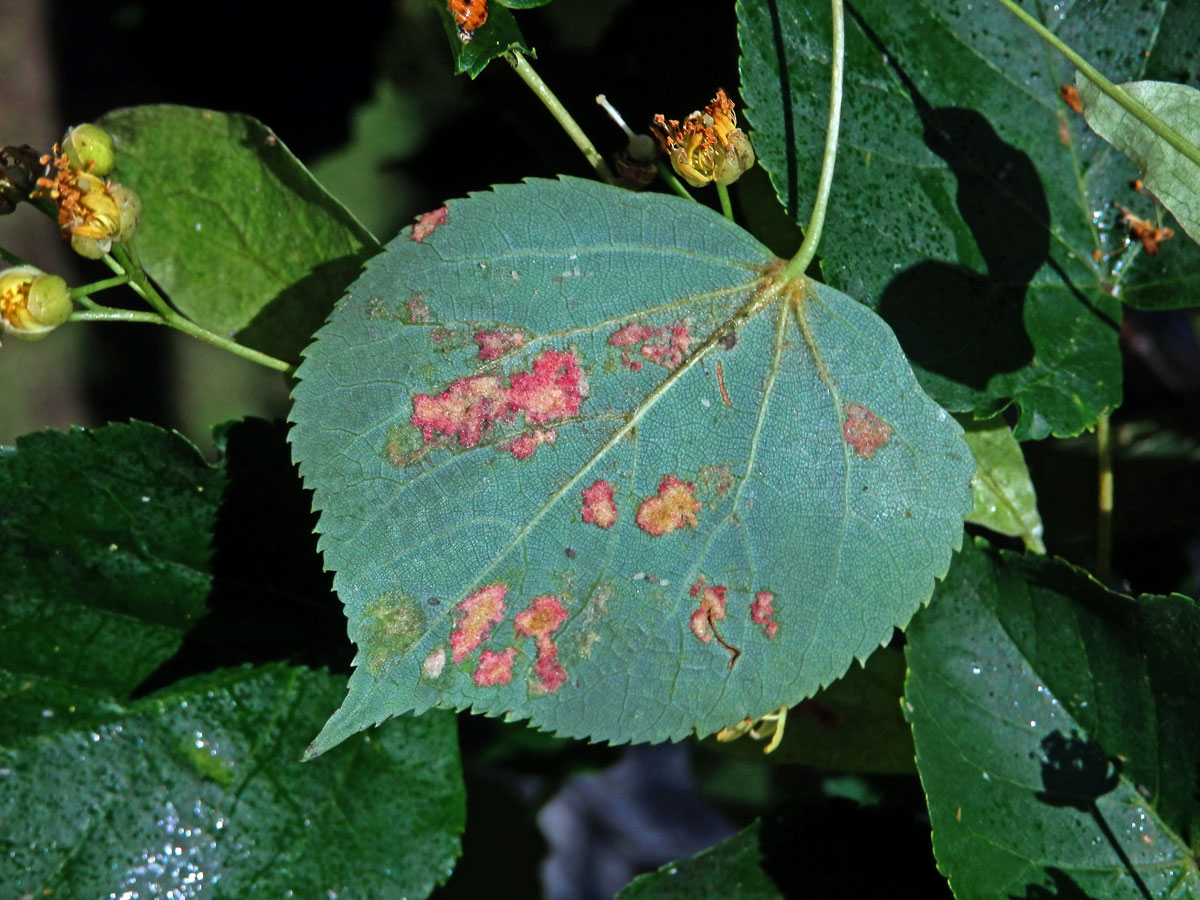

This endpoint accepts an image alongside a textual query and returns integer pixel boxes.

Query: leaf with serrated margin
[961,414,1045,552]
[290,176,973,755]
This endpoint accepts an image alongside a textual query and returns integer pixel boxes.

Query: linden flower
[32,139,141,259]
[0,265,72,343]
[651,88,755,188]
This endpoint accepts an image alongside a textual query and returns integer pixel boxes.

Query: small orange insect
[1117,204,1174,256]
[448,0,488,41]
[1060,84,1083,114]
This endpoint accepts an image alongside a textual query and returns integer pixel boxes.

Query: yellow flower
[651,88,755,188]
[32,142,141,259]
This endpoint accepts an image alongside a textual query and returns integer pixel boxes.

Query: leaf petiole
[782,0,844,281]
[716,182,734,222]
[507,51,614,182]
[0,245,31,267]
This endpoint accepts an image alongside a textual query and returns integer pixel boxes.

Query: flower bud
[62,123,116,176]
[0,266,72,341]
[71,233,111,259]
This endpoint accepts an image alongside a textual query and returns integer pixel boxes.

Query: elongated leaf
[1077,75,1200,244]
[961,415,1045,552]
[98,105,379,362]
[0,664,464,900]
[290,177,973,754]
[0,422,221,721]
[905,538,1200,899]
[737,0,1200,435]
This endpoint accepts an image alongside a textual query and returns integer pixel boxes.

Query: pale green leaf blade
[98,105,379,362]
[290,177,973,754]
[905,539,1200,899]
[1,665,464,900]
[961,415,1045,552]
[1077,76,1200,245]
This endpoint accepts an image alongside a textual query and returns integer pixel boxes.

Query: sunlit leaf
[290,177,973,754]
[961,415,1045,552]
[905,538,1200,899]
[98,105,379,362]
[1077,75,1200,245]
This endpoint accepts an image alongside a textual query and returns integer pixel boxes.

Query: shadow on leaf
[1009,866,1100,900]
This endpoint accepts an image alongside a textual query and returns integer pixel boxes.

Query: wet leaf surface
[905,538,1200,899]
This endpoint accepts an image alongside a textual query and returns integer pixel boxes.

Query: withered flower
[651,88,755,188]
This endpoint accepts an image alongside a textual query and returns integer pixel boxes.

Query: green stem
[70,308,165,325]
[657,162,694,201]
[996,0,1200,171]
[783,0,845,281]
[507,51,614,182]
[71,274,129,299]
[716,182,734,221]
[1096,411,1113,586]
[105,242,293,373]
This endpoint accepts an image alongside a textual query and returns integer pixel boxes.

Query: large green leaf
[905,538,1200,899]
[98,105,379,362]
[290,176,973,754]
[0,665,464,900]
[736,0,1200,436]
[1077,75,1200,245]
[0,422,222,722]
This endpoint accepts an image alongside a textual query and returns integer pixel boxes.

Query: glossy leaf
[1077,75,1200,245]
[740,0,1194,437]
[961,415,1045,552]
[905,538,1200,899]
[290,176,973,754]
[436,0,533,78]
[1,664,464,900]
[0,422,222,724]
[98,105,379,362]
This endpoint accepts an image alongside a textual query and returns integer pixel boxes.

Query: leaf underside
[290,177,973,754]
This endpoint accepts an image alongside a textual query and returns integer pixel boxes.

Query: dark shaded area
[849,3,1041,395]
[758,793,952,898]
[1010,866,1100,900]
[1036,730,1120,810]
[1035,730,1152,900]
[135,418,347,695]
[238,250,381,364]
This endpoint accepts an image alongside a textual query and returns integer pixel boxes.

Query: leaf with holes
[289,177,973,755]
